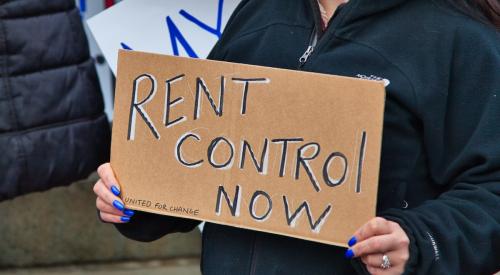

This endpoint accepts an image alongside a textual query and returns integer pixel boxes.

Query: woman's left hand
[346,217,410,275]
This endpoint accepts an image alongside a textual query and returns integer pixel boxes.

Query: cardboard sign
[111,50,385,247]
[87,0,240,74]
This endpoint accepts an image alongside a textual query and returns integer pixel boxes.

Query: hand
[94,163,135,223]
[346,217,410,275]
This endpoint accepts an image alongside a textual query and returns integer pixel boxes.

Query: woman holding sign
[93,0,500,274]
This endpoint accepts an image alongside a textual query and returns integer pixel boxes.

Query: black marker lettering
[249,190,272,221]
[127,74,160,140]
[208,137,235,169]
[356,131,367,193]
[193,76,225,120]
[271,138,304,177]
[239,138,269,174]
[164,74,186,128]
[175,132,203,167]
[231,78,270,115]
[215,185,241,217]
[295,142,321,192]
[282,196,332,233]
[323,152,348,187]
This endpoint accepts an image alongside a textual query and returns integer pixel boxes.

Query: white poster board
[87,0,241,75]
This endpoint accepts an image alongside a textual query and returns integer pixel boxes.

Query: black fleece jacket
[115,0,500,274]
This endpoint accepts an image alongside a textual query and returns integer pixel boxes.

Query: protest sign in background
[87,0,241,75]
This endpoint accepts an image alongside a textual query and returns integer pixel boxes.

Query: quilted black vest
[0,0,110,201]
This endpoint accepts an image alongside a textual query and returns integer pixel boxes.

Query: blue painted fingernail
[348,236,357,247]
[120,216,130,222]
[113,200,124,211]
[123,209,135,217]
[345,249,355,259]
[111,185,120,196]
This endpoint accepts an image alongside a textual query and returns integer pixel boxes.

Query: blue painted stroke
[179,0,224,38]
[120,0,226,58]
[120,42,133,50]
[78,0,87,17]
[79,0,87,13]
[166,16,198,58]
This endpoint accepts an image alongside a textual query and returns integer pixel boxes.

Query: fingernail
[111,185,120,196]
[123,209,135,217]
[348,236,357,247]
[113,200,124,211]
[120,216,131,222]
[345,249,355,259]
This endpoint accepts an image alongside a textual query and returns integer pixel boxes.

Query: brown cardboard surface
[111,50,385,247]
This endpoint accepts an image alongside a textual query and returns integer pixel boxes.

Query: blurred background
[0,1,202,274]
[0,173,202,274]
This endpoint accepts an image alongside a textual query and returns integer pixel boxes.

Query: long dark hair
[456,0,500,30]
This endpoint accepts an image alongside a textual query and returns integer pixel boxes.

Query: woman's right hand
[94,163,135,223]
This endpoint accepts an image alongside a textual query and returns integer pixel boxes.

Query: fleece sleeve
[115,211,200,242]
[382,27,500,274]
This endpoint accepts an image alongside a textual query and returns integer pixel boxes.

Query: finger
[362,253,379,267]
[353,217,393,244]
[93,179,125,212]
[364,257,405,275]
[362,253,402,268]
[97,197,135,217]
[366,265,382,275]
[99,211,131,223]
[97,163,121,195]
[350,234,399,258]
[96,197,125,216]
[362,249,409,267]
[362,253,385,268]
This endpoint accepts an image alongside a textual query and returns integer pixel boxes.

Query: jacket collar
[312,0,411,36]
[345,0,410,20]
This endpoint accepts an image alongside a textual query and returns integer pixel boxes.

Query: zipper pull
[298,45,314,67]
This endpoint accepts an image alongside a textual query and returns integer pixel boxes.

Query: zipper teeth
[299,46,314,63]
[298,27,318,68]
[299,1,352,69]
[248,233,258,275]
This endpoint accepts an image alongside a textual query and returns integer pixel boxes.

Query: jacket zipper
[297,1,353,69]
[248,233,258,275]
[298,28,318,68]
